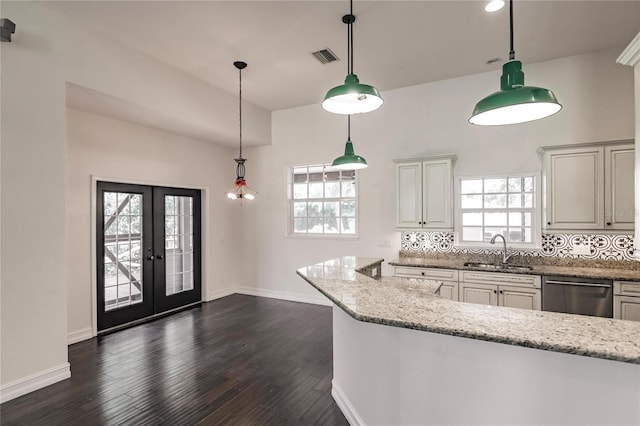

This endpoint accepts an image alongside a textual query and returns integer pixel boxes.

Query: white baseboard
[206,286,237,302]
[332,379,365,426]
[235,286,332,306]
[67,327,94,345]
[0,363,71,404]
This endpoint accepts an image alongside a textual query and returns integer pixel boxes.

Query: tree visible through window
[459,176,536,244]
[289,164,357,235]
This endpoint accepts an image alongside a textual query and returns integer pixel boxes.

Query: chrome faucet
[490,234,513,264]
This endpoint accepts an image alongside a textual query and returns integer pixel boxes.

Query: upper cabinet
[395,155,456,230]
[540,141,634,231]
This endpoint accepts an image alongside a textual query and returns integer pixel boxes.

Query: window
[459,175,536,244]
[288,164,357,236]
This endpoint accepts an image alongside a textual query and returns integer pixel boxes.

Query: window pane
[524,228,532,242]
[309,170,324,182]
[462,212,482,226]
[341,201,356,217]
[508,212,522,226]
[461,194,482,208]
[507,178,522,192]
[523,193,533,208]
[341,181,355,198]
[485,178,506,193]
[523,177,534,192]
[294,218,307,233]
[325,171,340,181]
[308,202,322,217]
[324,219,339,234]
[484,194,506,208]
[341,218,356,234]
[507,228,524,242]
[323,202,339,218]
[485,212,507,226]
[309,182,323,198]
[461,180,482,194]
[508,194,522,208]
[293,183,308,199]
[293,167,308,182]
[484,227,504,241]
[308,218,322,233]
[462,227,483,241]
[293,202,307,217]
[523,212,532,226]
[325,182,340,198]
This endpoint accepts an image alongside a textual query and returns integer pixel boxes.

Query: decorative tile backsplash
[400,231,636,261]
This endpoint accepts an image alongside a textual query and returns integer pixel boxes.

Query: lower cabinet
[459,271,542,311]
[394,266,459,301]
[614,281,640,322]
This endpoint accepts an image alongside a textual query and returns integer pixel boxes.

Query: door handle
[545,280,611,288]
[156,255,164,260]
[147,255,155,260]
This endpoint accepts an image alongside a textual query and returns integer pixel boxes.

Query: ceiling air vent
[312,48,339,64]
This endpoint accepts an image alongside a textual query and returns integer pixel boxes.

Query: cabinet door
[498,285,541,311]
[605,144,634,230]
[438,281,459,301]
[396,162,423,228]
[459,282,497,306]
[614,296,640,322]
[422,159,453,229]
[544,146,604,229]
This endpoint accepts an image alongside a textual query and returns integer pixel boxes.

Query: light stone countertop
[297,256,640,364]
[389,256,640,281]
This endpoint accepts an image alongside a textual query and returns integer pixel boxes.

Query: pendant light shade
[469,0,561,126]
[322,4,383,115]
[332,115,368,170]
[226,61,257,201]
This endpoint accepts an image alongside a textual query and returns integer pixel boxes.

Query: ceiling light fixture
[332,115,368,170]
[226,61,256,201]
[322,0,383,115]
[470,0,562,126]
[485,0,505,13]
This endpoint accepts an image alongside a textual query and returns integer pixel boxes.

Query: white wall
[66,108,243,341]
[1,1,269,399]
[243,47,635,302]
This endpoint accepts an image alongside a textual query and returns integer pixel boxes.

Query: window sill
[285,233,360,241]
[453,243,542,252]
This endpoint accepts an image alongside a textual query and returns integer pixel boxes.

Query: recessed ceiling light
[485,0,505,12]
[486,57,501,65]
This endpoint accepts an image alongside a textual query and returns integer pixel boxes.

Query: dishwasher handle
[544,280,611,288]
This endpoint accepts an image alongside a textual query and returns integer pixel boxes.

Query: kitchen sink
[463,262,533,272]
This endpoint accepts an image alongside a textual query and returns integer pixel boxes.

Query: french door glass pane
[165,195,194,296]
[103,192,144,311]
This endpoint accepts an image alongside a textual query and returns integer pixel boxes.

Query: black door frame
[96,181,202,331]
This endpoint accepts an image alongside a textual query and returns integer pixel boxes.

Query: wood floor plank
[0,295,348,426]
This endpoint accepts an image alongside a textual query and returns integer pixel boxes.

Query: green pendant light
[469,0,561,125]
[322,0,383,115]
[332,115,368,170]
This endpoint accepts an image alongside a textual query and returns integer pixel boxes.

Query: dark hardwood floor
[0,295,348,425]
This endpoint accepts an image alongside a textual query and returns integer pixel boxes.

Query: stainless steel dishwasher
[542,276,613,318]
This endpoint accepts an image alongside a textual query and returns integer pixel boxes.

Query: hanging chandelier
[469,0,562,125]
[226,61,256,201]
[321,0,383,115]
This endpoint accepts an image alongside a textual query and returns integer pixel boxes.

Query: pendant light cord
[349,0,354,75]
[238,66,243,159]
[347,115,351,141]
[509,0,515,60]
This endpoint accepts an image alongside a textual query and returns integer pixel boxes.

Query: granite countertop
[389,256,640,281]
[297,256,640,365]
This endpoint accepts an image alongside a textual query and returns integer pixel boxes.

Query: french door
[96,181,201,331]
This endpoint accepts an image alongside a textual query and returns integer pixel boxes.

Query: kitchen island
[297,256,640,426]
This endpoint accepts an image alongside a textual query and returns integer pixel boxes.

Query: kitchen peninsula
[297,256,640,426]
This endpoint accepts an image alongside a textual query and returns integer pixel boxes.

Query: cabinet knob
[147,255,155,261]
[499,290,503,294]
[421,272,425,276]
[493,290,497,294]
[606,222,612,226]
[156,255,164,260]
[547,222,551,226]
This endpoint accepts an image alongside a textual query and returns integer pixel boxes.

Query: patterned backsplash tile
[400,231,635,261]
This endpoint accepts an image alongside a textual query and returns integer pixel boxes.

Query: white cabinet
[395,155,456,230]
[541,141,634,231]
[459,271,541,311]
[614,281,640,322]
[394,266,459,301]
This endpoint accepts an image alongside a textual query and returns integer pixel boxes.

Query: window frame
[454,172,541,249]
[285,163,360,239]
